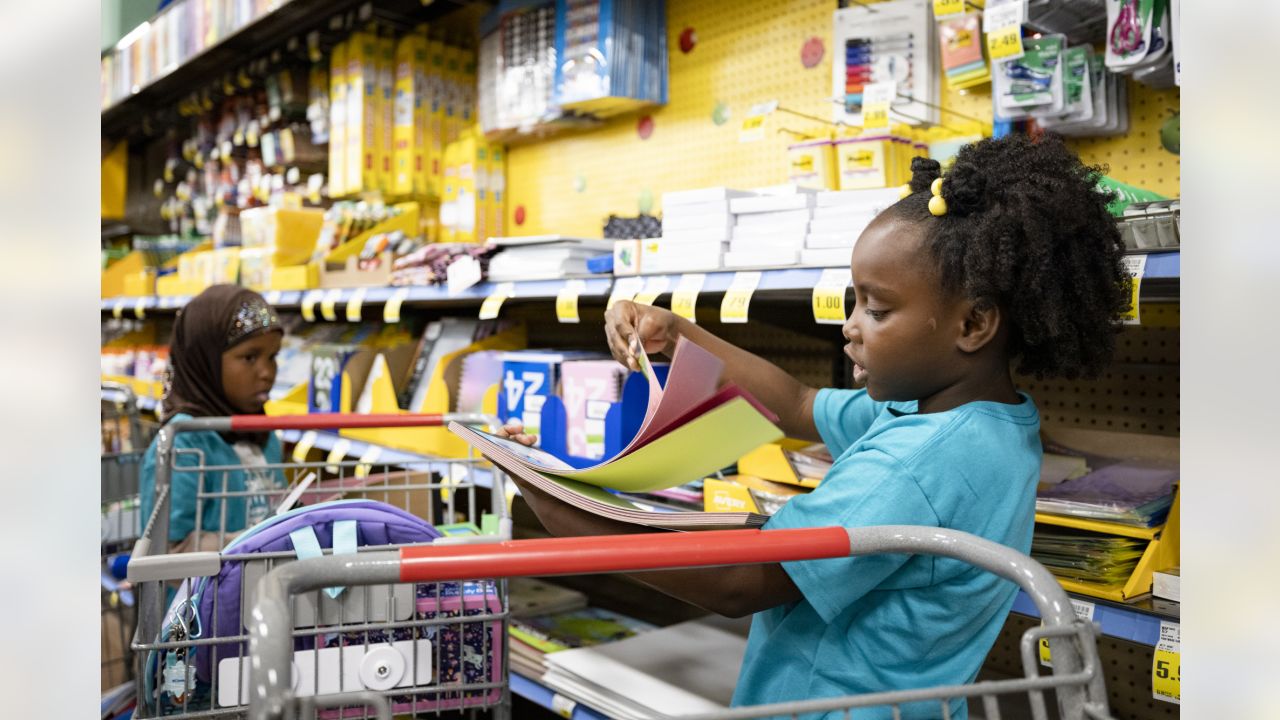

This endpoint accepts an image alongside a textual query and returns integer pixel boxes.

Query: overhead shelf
[100,251,1181,315]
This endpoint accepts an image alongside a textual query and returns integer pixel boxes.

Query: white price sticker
[354,445,382,479]
[264,290,283,306]
[447,255,483,296]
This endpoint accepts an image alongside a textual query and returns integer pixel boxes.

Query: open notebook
[448,337,782,529]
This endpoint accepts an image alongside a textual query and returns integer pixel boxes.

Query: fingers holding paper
[496,419,537,447]
[604,300,678,371]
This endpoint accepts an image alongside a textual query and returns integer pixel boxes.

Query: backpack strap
[288,520,358,599]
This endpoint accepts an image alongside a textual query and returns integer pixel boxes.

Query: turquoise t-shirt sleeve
[765,448,940,623]
[813,387,886,457]
[166,433,207,543]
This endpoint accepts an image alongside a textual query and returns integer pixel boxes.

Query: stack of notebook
[1037,463,1178,528]
[486,236,615,281]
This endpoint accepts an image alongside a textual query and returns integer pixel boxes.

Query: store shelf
[511,672,612,720]
[101,0,468,140]
[1011,589,1178,647]
[100,251,1180,315]
[277,428,498,489]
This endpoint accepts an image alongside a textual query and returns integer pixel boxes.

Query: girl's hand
[604,300,680,372]
[496,419,537,447]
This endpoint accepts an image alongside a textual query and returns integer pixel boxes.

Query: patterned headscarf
[162,285,282,444]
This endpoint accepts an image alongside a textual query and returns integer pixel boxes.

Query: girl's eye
[865,309,889,321]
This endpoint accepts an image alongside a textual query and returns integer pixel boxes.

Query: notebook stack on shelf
[1030,528,1150,591]
[724,188,816,269]
[646,188,756,274]
[1037,463,1179,528]
[485,236,615,281]
[801,188,902,266]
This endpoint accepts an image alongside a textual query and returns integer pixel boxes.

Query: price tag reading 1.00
[812,268,851,324]
[720,271,762,324]
[1152,621,1180,704]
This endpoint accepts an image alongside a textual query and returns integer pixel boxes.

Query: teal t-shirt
[138,413,286,544]
[732,388,1041,719]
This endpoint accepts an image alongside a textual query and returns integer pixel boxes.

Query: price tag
[984,3,1025,62]
[264,290,283,306]
[934,0,965,19]
[447,255,483,295]
[325,438,352,474]
[738,100,777,143]
[632,276,670,306]
[556,280,587,324]
[479,282,516,320]
[384,287,409,323]
[1152,620,1180,703]
[345,287,367,322]
[607,276,646,311]
[812,268,850,324]
[550,693,577,718]
[291,430,318,464]
[133,297,148,320]
[300,290,323,322]
[861,82,896,130]
[354,445,382,479]
[720,271,762,324]
[671,273,706,323]
[110,298,126,319]
[1122,254,1147,325]
[1039,599,1095,667]
[320,288,343,321]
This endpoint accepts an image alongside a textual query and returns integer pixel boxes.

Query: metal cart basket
[242,525,1117,720]
[126,412,512,719]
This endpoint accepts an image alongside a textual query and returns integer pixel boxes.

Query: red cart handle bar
[230,413,485,432]
[399,527,851,582]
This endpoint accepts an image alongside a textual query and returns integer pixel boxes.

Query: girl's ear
[956,297,1002,354]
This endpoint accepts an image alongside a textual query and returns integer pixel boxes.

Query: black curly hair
[887,133,1129,380]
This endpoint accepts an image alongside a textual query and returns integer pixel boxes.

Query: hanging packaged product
[786,139,839,191]
[938,13,990,90]
[831,0,940,127]
[1106,0,1168,72]
[993,34,1066,121]
[553,0,669,116]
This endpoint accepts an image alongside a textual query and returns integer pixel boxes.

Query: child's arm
[514,475,803,618]
[605,301,821,442]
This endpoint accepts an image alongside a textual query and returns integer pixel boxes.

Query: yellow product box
[328,41,348,198]
[487,143,507,239]
[835,135,892,190]
[211,247,242,285]
[344,32,378,195]
[102,250,148,298]
[442,45,462,146]
[704,476,807,515]
[786,139,838,191]
[439,137,463,243]
[425,39,447,199]
[738,439,828,488]
[377,35,395,194]
[238,248,273,292]
[123,269,157,297]
[239,206,324,266]
[393,33,427,197]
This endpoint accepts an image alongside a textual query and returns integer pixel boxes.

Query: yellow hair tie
[897,183,912,200]
[928,177,947,216]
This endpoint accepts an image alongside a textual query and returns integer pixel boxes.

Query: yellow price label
[1122,255,1147,325]
[1152,621,1180,704]
[861,82,895,130]
[671,273,706,323]
[633,276,669,306]
[556,280,585,324]
[345,287,367,322]
[986,25,1024,61]
[291,430,318,464]
[812,268,850,325]
[479,282,515,320]
[720,272,762,324]
[319,289,342,321]
[133,297,148,320]
[933,0,965,18]
[1039,599,1095,667]
[112,298,126,319]
[739,115,765,143]
[862,105,889,129]
[384,288,409,323]
[354,445,382,479]
[300,291,322,322]
[325,438,352,474]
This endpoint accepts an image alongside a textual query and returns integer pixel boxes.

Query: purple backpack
[148,500,453,713]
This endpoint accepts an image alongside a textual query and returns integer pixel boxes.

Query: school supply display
[832,0,939,127]
[937,13,990,90]
[509,606,656,680]
[499,350,609,445]
[1037,463,1178,527]
[542,618,747,718]
[1004,40,1130,137]
[1031,527,1148,589]
[477,1,561,135]
[144,500,503,714]
[485,236,615,281]
[553,0,669,116]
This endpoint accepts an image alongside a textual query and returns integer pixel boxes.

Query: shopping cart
[126,413,512,719]
[243,526,1117,720]
[102,381,159,690]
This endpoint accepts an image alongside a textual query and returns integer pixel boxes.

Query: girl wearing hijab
[138,285,287,552]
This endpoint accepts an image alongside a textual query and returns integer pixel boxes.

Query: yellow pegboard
[506,0,1180,236]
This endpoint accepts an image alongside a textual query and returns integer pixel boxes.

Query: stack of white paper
[542,619,748,720]
[723,190,815,268]
[486,236,614,281]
